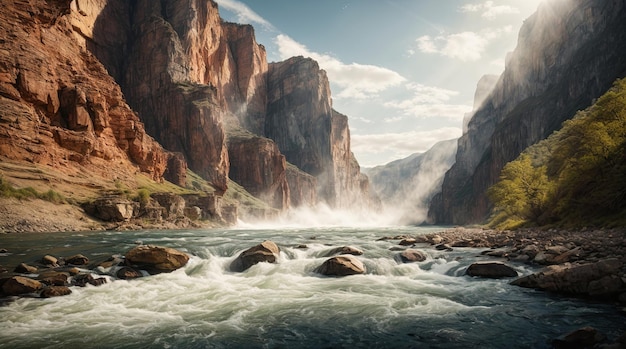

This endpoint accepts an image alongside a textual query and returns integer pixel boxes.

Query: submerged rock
[552,326,605,349]
[397,249,427,263]
[466,262,518,279]
[315,255,365,276]
[2,276,43,295]
[116,267,142,280]
[125,245,189,272]
[323,246,364,257]
[230,241,280,272]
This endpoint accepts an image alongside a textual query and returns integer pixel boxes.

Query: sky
[216,0,544,167]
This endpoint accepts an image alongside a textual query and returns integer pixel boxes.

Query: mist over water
[1,227,623,349]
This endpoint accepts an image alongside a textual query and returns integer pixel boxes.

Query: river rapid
[0,226,624,348]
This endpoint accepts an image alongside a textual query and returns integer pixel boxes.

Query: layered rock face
[266,57,375,208]
[0,0,177,185]
[227,132,289,210]
[430,0,626,224]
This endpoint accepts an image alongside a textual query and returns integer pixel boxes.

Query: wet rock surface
[229,241,280,272]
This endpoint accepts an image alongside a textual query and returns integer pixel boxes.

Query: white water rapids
[0,226,623,348]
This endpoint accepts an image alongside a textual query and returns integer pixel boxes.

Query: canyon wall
[429,0,626,225]
[0,0,376,220]
[0,0,179,187]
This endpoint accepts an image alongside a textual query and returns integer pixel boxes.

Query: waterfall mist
[364,139,458,226]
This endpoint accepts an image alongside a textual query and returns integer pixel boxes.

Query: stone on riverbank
[466,261,518,278]
[230,241,280,272]
[551,327,605,349]
[511,259,624,296]
[315,255,365,276]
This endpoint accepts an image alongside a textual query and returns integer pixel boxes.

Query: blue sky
[216,0,543,167]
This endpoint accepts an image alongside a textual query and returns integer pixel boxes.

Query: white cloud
[351,128,462,164]
[384,83,472,121]
[460,1,520,20]
[415,26,511,61]
[214,0,275,30]
[275,34,406,99]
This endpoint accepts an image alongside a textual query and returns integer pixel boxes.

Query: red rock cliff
[0,0,178,185]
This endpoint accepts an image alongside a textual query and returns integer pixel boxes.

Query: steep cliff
[0,0,179,190]
[365,139,457,225]
[430,0,626,225]
[266,57,376,208]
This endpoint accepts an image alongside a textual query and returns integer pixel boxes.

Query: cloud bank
[416,26,512,61]
[460,1,520,20]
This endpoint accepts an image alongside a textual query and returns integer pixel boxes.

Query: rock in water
[65,254,89,265]
[466,262,518,278]
[324,246,364,257]
[315,256,365,276]
[552,327,605,349]
[125,245,189,272]
[511,258,623,296]
[14,263,37,273]
[230,241,280,272]
[40,286,72,298]
[2,276,43,296]
[397,249,427,263]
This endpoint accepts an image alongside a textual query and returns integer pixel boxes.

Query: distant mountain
[429,0,626,225]
[364,139,457,225]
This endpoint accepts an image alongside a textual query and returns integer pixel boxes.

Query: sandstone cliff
[1,0,376,227]
[0,0,179,191]
[429,0,626,225]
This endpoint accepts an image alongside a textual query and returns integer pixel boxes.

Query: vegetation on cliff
[488,79,626,229]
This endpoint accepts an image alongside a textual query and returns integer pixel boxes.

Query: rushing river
[0,226,624,348]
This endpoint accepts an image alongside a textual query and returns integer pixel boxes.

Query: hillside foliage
[488,78,626,229]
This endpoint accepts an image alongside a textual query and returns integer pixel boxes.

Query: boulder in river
[397,249,427,263]
[65,254,89,265]
[2,276,43,295]
[315,255,365,276]
[116,267,142,280]
[14,263,37,273]
[552,326,605,349]
[466,262,518,278]
[40,286,72,298]
[511,258,623,296]
[230,241,280,272]
[41,255,58,266]
[323,246,364,257]
[125,245,189,272]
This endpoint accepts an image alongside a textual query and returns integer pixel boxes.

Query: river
[0,226,624,348]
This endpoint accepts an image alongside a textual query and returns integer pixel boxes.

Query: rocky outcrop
[125,245,189,273]
[511,259,624,297]
[229,241,280,272]
[430,0,626,224]
[227,131,289,210]
[366,139,457,225]
[0,0,178,186]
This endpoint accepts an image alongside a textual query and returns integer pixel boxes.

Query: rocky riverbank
[385,227,626,301]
